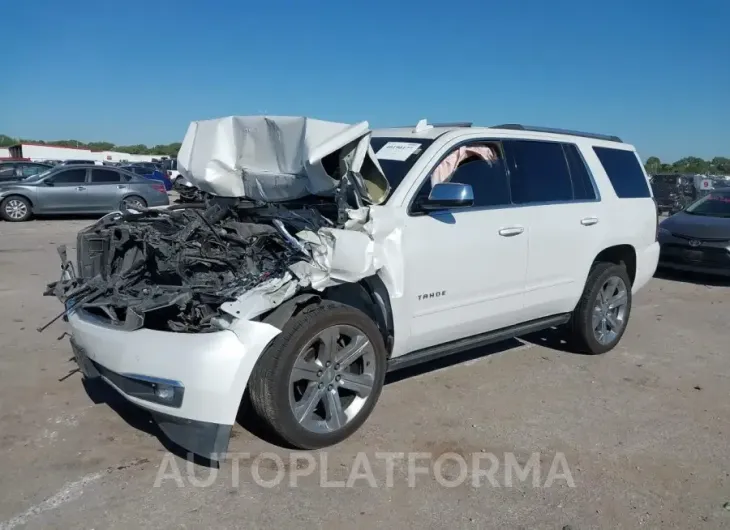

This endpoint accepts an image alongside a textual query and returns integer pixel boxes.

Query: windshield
[685,190,730,217]
[370,137,433,192]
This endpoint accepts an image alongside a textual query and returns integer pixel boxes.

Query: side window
[414,141,510,209]
[564,144,597,201]
[49,169,87,184]
[504,140,573,204]
[593,147,651,198]
[0,164,15,177]
[91,169,122,183]
[449,159,511,207]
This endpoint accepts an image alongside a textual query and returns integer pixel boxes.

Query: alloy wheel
[288,324,377,434]
[592,276,629,345]
[5,199,28,220]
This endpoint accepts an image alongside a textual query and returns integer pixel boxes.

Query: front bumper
[658,239,730,277]
[67,308,281,458]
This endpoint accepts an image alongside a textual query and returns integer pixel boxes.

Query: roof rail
[431,122,473,128]
[489,124,622,143]
[393,121,473,129]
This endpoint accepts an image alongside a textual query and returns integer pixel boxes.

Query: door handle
[581,216,599,226]
[117,185,126,189]
[75,186,86,191]
[498,226,525,237]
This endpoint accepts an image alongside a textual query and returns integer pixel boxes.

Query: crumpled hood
[177,116,390,204]
[660,211,730,239]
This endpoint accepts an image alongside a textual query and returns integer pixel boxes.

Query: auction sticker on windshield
[375,142,423,161]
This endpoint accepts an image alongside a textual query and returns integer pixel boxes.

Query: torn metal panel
[177,116,390,204]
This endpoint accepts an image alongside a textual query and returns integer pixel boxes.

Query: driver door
[36,168,89,213]
[402,140,530,353]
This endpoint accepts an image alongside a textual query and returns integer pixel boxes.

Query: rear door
[36,168,89,213]
[87,168,127,211]
[502,139,607,319]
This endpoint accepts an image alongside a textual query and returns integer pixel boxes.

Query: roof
[372,120,625,144]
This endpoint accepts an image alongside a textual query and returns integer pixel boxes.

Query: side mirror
[420,182,474,211]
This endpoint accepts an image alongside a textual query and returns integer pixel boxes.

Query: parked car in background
[0,165,169,222]
[0,161,53,182]
[651,173,715,215]
[121,165,173,191]
[159,157,180,182]
[58,159,100,166]
[657,188,730,276]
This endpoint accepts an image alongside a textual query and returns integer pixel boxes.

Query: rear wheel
[1,196,32,222]
[121,195,147,211]
[568,262,632,355]
[248,301,387,449]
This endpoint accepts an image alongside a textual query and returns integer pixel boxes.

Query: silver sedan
[0,165,170,222]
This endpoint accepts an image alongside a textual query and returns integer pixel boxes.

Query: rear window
[593,147,651,198]
[91,169,123,183]
[505,140,574,204]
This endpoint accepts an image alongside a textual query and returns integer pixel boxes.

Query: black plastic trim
[150,410,233,460]
[387,314,571,372]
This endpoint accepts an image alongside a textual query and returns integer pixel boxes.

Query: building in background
[0,148,10,159]
[7,143,165,163]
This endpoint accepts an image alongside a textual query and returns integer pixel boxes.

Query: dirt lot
[0,218,729,530]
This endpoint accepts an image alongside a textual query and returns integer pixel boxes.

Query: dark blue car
[121,165,173,191]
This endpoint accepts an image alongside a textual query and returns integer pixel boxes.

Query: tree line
[645,156,730,176]
[0,134,182,158]
[2,133,728,173]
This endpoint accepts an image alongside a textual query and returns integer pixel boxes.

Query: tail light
[151,183,166,193]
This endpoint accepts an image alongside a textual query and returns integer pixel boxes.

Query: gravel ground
[0,217,729,530]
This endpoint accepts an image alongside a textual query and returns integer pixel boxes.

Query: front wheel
[248,301,387,449]
[568,262,632,355]
[1,196,32,222]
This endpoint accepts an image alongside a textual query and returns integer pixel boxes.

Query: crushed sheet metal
[177,115,390,204]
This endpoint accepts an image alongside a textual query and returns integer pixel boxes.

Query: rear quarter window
[593,147,651,198]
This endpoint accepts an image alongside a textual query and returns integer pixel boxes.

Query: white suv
[48,119,660,459]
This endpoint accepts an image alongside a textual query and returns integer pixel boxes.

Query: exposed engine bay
[46,200,334,332]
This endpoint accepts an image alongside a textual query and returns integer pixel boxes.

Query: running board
[386,313,571,373]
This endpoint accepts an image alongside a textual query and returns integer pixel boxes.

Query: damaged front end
[45,116,394,333]
[45,198,348,333]
[41,116,399,459]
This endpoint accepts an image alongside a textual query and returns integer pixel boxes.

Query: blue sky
[3,0,728,161]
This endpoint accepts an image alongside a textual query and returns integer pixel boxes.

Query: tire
[120,195,147,211]
[1,195,32,222]
[248,300,387,449]
[568,262,632,355]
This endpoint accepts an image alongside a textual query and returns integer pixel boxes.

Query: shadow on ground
[654,267,730,287]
